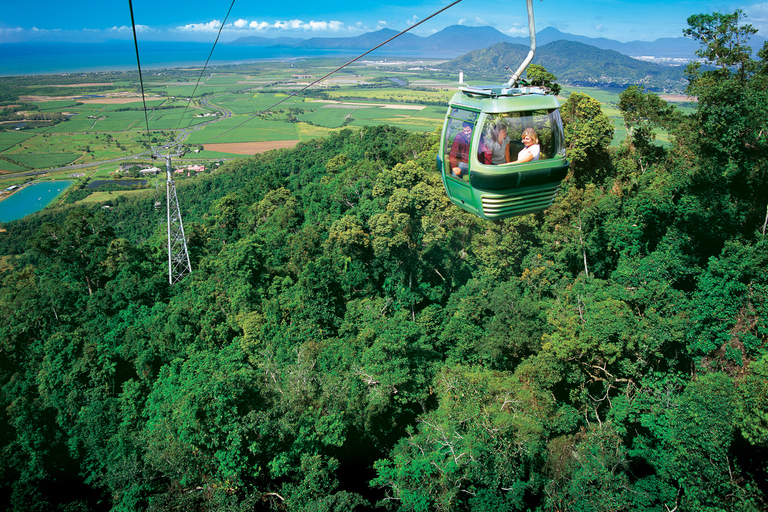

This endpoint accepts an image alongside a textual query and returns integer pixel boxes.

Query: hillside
[228,24,722,61]
[2,66,768,511]
[229,26,513,55]
[229,24,768,71]
[441,40,687,91]
[2,12,768,512]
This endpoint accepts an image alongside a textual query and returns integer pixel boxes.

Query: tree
[682,9,768,241]
[525,64,561,96]
[617,85,676,174]
[544,424,632,512]
[29,207,115,296]
[560,92,615,186]
[372,366,553,512]
[684,10,758,82]
[688,239,768,369]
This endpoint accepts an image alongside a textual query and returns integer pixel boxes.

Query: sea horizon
[0,40,454,77]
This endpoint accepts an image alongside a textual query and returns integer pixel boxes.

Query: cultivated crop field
[0,57,679,199]
[0,60,462,178]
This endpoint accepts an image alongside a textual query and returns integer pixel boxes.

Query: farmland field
[10,152,80,168]
[0,160,28,172]
[1,58,687,203]
[186,117,300,144]
[0,132,35,152]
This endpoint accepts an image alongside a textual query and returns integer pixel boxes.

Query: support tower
[165,154,192,284]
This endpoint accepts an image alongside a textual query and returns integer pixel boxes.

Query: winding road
[0,93,235,182]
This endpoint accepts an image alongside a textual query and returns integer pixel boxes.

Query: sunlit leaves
[372,366,552,511]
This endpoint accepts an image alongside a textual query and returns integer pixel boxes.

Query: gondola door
[440,107,480,216]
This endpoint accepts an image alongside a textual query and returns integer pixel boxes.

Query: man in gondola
[449,121,473,178]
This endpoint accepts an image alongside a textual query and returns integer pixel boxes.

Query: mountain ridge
[439,40,688,92]
[228,24,768,61]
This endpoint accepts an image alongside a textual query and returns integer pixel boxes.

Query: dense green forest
[1,11,768,512]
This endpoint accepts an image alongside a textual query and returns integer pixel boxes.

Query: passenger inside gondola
[449,121,473,178]
[487,121,512,164]
[480,113,556,165]
[510,127,540,164]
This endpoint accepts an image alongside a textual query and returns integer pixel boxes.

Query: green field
[0,159,28,172]
[1,60,690,191]
[10,152,80,168]
[185,116,300,144]
[78,188,154,204]
[0,131,36,152]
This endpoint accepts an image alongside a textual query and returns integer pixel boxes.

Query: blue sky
[1,0,767,44]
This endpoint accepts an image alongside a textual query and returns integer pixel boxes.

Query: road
[0,93,235,182]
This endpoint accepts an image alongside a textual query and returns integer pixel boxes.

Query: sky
[1,0,767,45]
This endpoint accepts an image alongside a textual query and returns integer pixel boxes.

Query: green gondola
[437,87,568,219]
[436,0,569,220]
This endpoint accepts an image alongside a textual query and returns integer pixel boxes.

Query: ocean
[0,41,435,76]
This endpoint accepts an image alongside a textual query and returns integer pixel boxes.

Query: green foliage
[2,11,768,509]
[544,424,632,512]
[684,10,758,78]
[525,64,561,96]
[372,366,552,511]
[560,92,615,185]
[689,239,768,367]
[736,354,768,446]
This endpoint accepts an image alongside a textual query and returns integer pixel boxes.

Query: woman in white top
[511,127,540,164]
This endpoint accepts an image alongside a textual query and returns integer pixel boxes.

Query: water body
[0,181,73,223]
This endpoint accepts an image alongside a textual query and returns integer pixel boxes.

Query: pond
[0,181,74,223]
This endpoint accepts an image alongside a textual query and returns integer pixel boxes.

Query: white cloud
[407,15,420,26]
[234,19,248,29]
[0,26,25,43]
[249,21,270,31]
[307,20,344,31]
[503,23,529,36]
[110,25,151,33]
[242,18,349,32]
[273,19,303,30]
[743,3,768,35]
[28,27,62,33]
[177,20,222,32]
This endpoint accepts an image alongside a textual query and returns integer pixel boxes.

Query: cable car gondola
[437,0,569,220]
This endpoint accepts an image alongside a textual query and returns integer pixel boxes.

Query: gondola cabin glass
[438,89,569,220]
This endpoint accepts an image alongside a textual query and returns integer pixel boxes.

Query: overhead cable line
[203,0,465,145]
[175,0,238,135]
[128,0,154,152]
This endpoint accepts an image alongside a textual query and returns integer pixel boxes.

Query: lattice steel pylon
[165,154,192,284]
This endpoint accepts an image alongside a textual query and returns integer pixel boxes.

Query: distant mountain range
[228,24,768,62]
[440,40,687,92]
